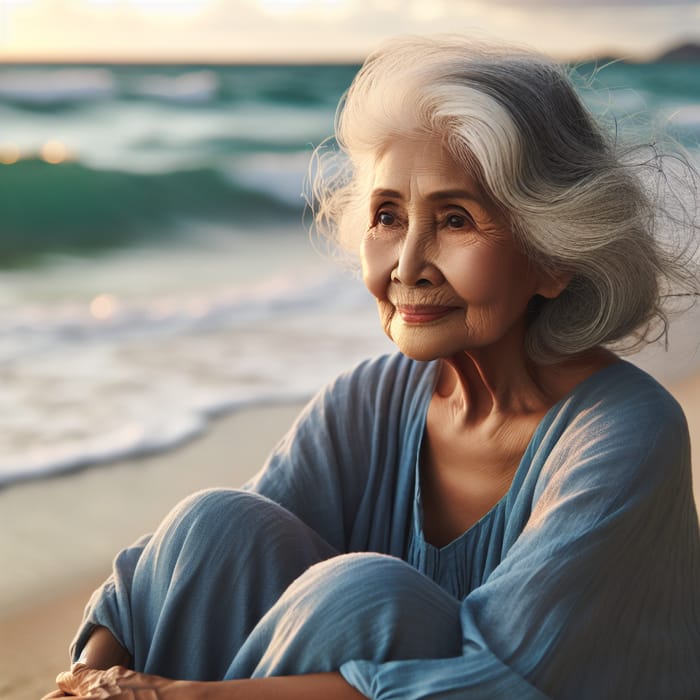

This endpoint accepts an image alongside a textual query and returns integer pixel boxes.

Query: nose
[392,226,444,288]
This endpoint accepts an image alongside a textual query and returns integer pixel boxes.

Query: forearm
[78,625,132,670]
[197,673,366,700]
[55,660,367,700]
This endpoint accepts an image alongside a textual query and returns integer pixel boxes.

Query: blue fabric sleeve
[244,352,433,554]
[242,357,379,552]
[71,533,150,659]
[341,380,700,700]
[70,365,360,658]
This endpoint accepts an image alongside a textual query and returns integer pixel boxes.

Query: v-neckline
[412,357,629,554]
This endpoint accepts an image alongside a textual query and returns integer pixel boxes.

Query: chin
[389,333,466,363]
[397,348,439,362]
[387,315,474,360]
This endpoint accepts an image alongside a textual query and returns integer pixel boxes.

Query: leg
[226,552,463,679]
[128,489,337,680]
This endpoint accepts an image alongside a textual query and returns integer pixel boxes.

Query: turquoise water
[0,61,697,485]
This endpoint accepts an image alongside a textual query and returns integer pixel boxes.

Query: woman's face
[360,138,557,362]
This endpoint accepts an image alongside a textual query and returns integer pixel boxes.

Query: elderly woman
[48,36,699,700]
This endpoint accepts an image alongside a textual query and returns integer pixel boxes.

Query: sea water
[0,61,698,486]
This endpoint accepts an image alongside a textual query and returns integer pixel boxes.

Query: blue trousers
[127,489,462,681]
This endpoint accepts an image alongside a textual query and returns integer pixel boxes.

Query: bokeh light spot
[90,294,119,320]
[0,143,21,164]
[40,140,69,164]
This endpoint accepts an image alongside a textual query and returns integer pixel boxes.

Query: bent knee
[252,553,462,673]
[291,552,456,617]
[151,488,294,558]
[152,488,335,570]
[163,488,281,534]
[302,552,416,591]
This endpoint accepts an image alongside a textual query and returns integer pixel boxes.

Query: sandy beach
[0,403,304,700]
[1,364,699,700]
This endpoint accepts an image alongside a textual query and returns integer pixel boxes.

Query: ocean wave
[132,70,220,103]
[0,68,116,106]
[0,270,364,363]
[0,64,354,112]
[0,408,207,486]
[0,158,303,265]
[0,262,389,487]
[0,67,221,108]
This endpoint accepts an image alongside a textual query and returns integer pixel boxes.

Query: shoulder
[554,360,686,443]
[287,353,438,445]
[324,352,439,411]
[535,361,690,501]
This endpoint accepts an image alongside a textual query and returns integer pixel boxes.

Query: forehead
[371,138,481,197]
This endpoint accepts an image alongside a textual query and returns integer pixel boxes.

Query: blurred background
[0,0,699,488]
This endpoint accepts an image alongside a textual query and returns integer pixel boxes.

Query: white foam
[0,234,393,487]
[133,71,219,103]
[0,69,115,103]
[227,152,311,206]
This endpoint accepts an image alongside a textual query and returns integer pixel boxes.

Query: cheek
[439,246,505,303]
[360,235,396,301]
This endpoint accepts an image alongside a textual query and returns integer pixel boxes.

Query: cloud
[1,0,698,61]
[479,0,698,5]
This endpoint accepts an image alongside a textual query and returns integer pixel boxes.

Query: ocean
[0,60,698,487]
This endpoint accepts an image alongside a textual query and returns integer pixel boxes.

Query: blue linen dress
[71,353,700,699]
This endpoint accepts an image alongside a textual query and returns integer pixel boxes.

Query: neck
[436,340,618,426]
[437,346,548,425]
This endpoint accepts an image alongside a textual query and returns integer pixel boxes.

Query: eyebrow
[370,188,483,204]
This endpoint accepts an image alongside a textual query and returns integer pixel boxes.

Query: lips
[396,304,459,324]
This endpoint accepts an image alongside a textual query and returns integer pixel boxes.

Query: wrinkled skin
[42,664,192,700]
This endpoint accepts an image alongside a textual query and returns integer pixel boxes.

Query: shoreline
[0,402,304,700]
[1,359,699,700]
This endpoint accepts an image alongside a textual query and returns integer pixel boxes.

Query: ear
[535,269,572,300]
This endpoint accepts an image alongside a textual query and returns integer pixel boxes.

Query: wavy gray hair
[311,35,698,363]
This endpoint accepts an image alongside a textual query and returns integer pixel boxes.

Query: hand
[44,664,192,699]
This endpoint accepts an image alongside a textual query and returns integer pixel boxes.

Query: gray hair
[311,35,699,363]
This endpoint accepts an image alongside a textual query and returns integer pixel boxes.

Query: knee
[152,489,292,564]
[241,553,462,676]
[164,488,276,535]
[148,488,335,577]
[286,552,451,626]
[300,552,418,601]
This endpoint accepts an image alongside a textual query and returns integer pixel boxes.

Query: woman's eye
[446,214,468,229]
[377,211,396,227]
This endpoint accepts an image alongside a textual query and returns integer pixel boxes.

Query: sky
[0,0,698,63]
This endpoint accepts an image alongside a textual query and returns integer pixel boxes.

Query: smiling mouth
[396,304,459,324]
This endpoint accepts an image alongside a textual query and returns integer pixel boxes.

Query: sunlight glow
[410,0,446,22]
[105,0,212,16]
[0,143,21,165]
[90,294,119,321]
[40,140,70,164]
[256,0,347,16]
[0,0,694,63]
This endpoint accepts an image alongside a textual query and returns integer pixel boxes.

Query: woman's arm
[76,625,131,669]
[52,665,366,700]
[204,674,367,700]
[70,356,394,665]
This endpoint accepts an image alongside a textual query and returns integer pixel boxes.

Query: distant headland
[656,42,700,62]
[580,40,700,65]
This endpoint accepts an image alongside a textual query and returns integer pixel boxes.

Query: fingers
[56,664,125,698]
